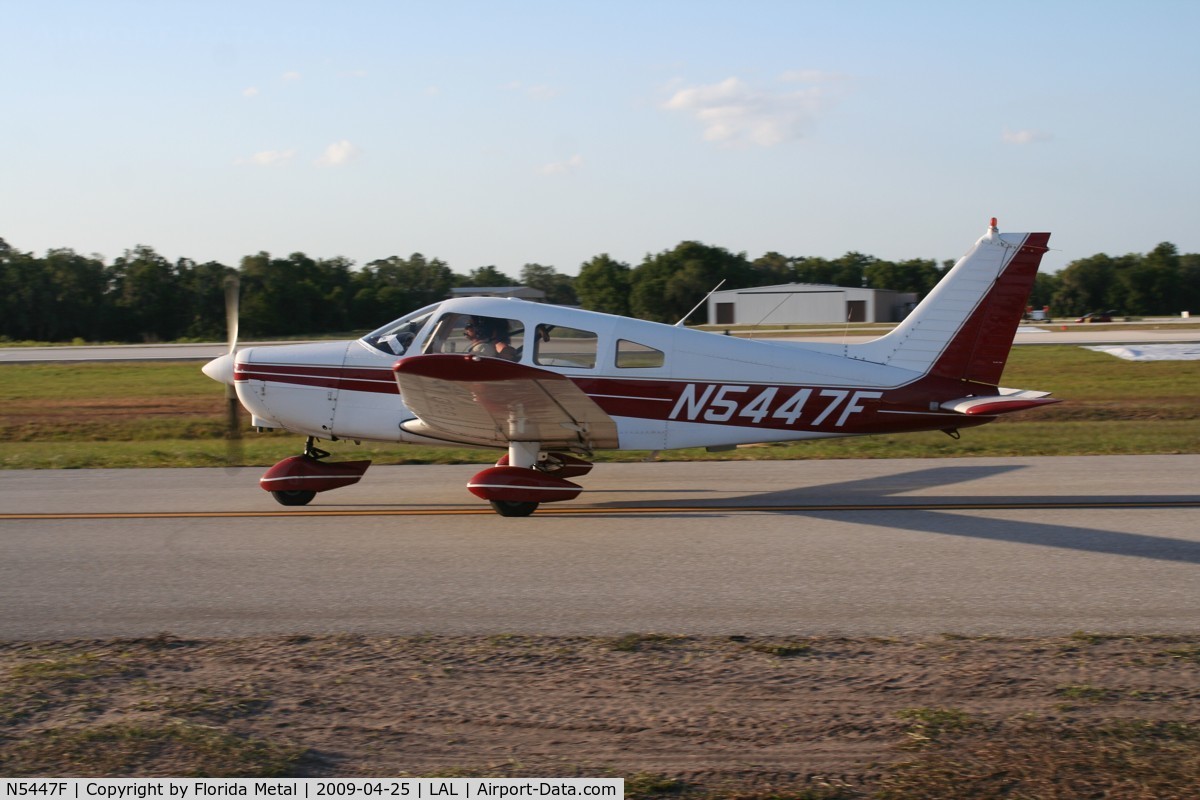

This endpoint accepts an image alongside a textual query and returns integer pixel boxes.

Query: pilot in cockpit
[465,317,519,362]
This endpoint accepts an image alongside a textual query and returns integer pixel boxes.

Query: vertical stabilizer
[851,222,1051,386]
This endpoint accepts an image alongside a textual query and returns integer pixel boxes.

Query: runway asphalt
[2,455,1198,640]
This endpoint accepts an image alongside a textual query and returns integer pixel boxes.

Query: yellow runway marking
[3,499,1199,521]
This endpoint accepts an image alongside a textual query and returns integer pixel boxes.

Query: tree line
[1,235,1196,344]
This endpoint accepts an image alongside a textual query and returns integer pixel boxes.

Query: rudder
[846,222,1051,387]
[929,229,1051,385]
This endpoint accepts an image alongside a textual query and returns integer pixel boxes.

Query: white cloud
[539,154,584,175]
[663,75,832,147]
[238,149,297,167]
[242,86,259,98]
[281,71,301,82]
[316,139,359,167]
[1002,128,1054,145]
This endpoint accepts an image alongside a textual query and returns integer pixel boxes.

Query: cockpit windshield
[360,303,440,355]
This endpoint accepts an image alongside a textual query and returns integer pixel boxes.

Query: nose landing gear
[260,437,372,507]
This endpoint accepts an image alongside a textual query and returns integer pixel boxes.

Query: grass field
[1,345,1197,469]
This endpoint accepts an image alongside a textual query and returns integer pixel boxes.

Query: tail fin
[852,221,1051,386]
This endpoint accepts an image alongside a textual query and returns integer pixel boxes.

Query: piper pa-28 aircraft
[202,220,1056,516]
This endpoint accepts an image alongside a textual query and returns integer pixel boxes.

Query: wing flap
[393,354,620,449]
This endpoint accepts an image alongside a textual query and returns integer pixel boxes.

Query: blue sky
[3,1,1198,277]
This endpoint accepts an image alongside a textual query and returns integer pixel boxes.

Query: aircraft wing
[392,354,620,450]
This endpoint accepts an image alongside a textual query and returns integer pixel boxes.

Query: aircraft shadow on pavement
[600,464,1200,566]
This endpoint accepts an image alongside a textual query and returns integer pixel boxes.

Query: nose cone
[202,352,236,385]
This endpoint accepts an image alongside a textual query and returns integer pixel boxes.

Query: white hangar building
[706,284,919,326]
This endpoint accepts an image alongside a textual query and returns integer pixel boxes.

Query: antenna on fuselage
[674,279,726,327]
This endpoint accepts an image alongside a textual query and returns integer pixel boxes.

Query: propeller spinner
[200,274,239,384]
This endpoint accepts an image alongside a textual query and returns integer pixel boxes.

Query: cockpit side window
[615,339,665,368]
[424,313,523,361]
[533,325,597,369]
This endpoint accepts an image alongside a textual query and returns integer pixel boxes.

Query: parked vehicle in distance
[1025,306,1051,322]
[1076,310,1116,323]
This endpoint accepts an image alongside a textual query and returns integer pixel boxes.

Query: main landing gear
[259,438,592,516]
[273,488,317,507]
[467,441,594,517]
[490,499,540,518]
[259,437,372,507]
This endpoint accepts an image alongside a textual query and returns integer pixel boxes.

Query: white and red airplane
[202,220,1056,516]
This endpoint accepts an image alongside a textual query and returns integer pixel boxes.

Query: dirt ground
[3,633,1200,797]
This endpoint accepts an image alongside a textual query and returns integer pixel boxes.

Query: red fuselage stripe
[236,364,401,395]
[235,363,996,435]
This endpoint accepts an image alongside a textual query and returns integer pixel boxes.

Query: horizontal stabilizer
[940,388,1060,416]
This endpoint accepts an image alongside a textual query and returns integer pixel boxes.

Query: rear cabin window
[533,325,597,369]
[615,339,665,368]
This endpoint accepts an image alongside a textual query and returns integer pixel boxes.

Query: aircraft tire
[272,489,317,506]
[489,500,539,517]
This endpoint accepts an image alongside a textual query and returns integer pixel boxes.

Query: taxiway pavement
[3,456,1198,640]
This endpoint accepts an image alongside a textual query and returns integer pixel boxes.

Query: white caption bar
[2,780,623,800]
